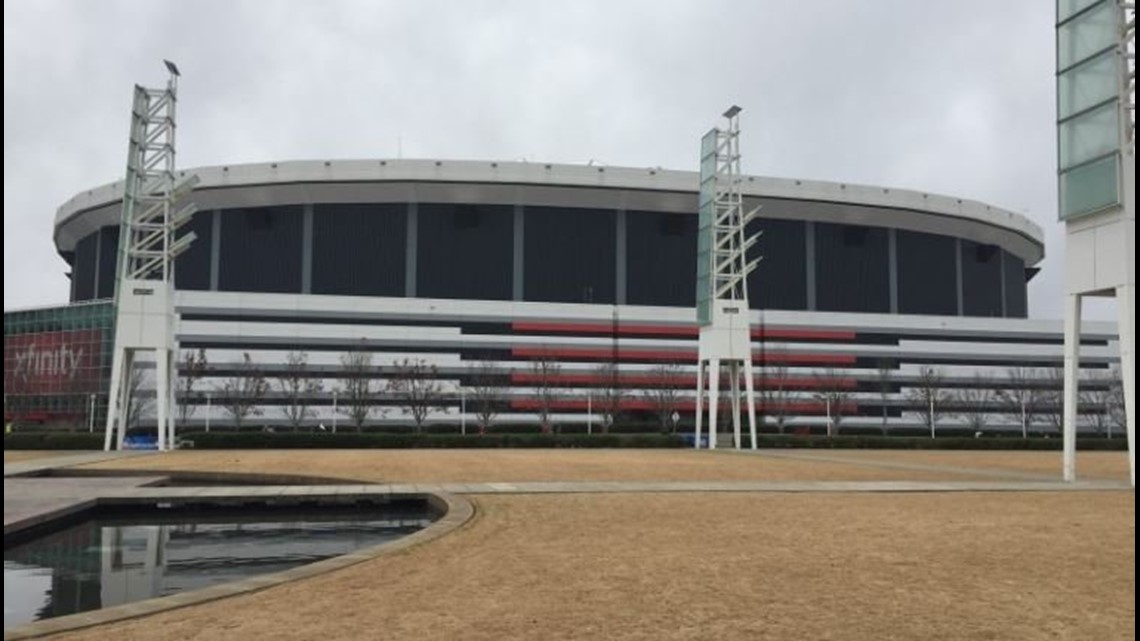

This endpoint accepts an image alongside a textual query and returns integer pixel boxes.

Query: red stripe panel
[752,328,856,341]
[508,399,859,414]
[509,373,858,389]
[511,347,855,365]
[512,321,855,341]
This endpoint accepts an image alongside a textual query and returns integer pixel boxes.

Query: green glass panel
[1058,49,1117,119]
[1058,0,1106,23]
[701,129,718,157]
[1059,153,1119,219]
[1057,0,1116,69]
[1059,100,1119,169]
[697,299,711,326]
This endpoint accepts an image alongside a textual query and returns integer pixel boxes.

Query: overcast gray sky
[2,0,1119,321]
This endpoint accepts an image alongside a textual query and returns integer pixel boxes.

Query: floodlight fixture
[163,60,181,76]
[722,105,742,119]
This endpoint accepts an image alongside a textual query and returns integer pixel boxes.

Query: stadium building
[3,159,1123,435]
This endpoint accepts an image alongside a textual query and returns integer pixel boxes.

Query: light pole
[825,396,832,437]
[88,393,97,433]
[205,392,211,433]
[332,390,338,434]
[1021,397,1027,439]
[460,387,467,436]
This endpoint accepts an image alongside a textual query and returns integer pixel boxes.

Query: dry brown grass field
[7,449,1133,640]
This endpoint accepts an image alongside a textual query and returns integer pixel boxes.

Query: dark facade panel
[747,218,807,310]
[175,212,212,291]
[815,223,890,313]
[72,232,97,302]
[524,206,615,304]
[626,211,696,307]
[417,203,512,301]
[219,206,303,294]
[897,230,957,316]
[311,203,405,297]
[961,240,1003,317]
[1003,251,1028,318]
[95,226,119,300]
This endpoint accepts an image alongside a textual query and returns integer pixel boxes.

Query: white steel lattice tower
[104,61,199,452]
[1058,1,1136,486]
[694,106,761,450]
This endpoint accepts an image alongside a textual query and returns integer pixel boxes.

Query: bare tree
[469,361,505,434]
[1040,367,1065,436]
[907,365,949,437]
[994,367,1047,438]
[126,366,153,429]
[338,348,379,432]
[1079,369,1115,436]
[876,359,894,435]
[388,358,448,434]
[1107,366,1126,438]
[219,353,269,430]
[530,357,561,434]
[643,362,683,433]
[813,368,852,437]
[761,365,792,435]
[277,351,323,432]
[594,361,626,434]
[954,375,994,433]
[176,348,208,426]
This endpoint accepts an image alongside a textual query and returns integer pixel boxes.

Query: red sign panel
[4,329,104,396]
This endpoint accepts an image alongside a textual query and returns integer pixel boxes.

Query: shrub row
[3,433,106,450]
[4,431,1127,451]
[750,435,1128,451]
[171,432,683,449]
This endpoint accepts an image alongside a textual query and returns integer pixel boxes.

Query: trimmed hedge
[750,435,1128,451]
[3,433,106,450]
[176,432,687,449]
[4,431,1127,451]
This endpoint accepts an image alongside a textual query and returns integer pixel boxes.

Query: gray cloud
[3,0,1121,321]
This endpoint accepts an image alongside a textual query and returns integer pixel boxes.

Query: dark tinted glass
[72,232,97,302]
[95,226,120,300]
[524,206,616,304]
[897,230,957,315]
[417,203,512,300]
[1003,251,1028,318]
[815,223,889,313]
[747,218,807,310]
[219,206,303,294]
[961,240,1003,317]
[626,211,696,307]
[174,212,212,291]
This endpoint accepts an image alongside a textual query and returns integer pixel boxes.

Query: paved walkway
[3,450,147,478]
[721,449,1070,482]
[5,474,1130,538]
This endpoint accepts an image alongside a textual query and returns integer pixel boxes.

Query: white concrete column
[103,349,126,451]
[744,358,758,450]
[1062,293,1082,482]
[156,349,169,452]
[1117,283,1136,486]
[694,361,704,449]
[708,358,720,450]
[730,361,742,449]
[167,350,177,449]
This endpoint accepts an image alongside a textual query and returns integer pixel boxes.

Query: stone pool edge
[3,491,475,641]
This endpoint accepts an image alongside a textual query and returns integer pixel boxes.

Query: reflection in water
[4,507,435,629]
